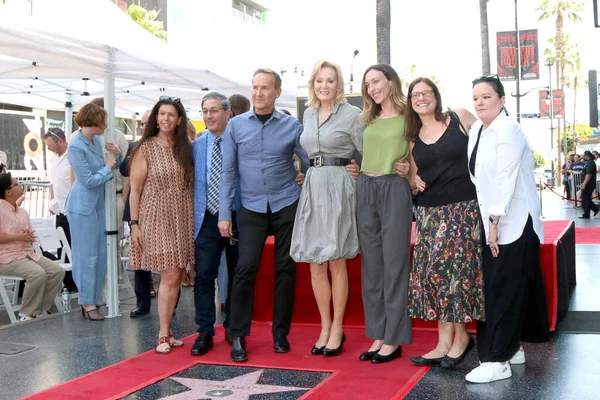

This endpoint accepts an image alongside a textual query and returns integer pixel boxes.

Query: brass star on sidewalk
[160,369,311,400]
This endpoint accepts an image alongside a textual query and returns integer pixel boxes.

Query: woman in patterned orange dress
[129,96,194,354]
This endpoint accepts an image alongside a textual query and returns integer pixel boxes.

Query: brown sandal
[156,336,171,354]
[81,307,105,321]
[169,330,184,347]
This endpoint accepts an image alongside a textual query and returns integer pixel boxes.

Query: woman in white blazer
[465,75,549,384]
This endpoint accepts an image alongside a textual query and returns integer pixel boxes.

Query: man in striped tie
[191,92,239,356]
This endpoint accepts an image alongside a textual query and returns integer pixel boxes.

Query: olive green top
[361,115,409,174]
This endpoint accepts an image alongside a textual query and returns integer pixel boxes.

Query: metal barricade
[21,181,51,218]
[569,172,584,208]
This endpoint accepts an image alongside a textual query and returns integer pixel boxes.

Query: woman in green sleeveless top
[356,64,413,364]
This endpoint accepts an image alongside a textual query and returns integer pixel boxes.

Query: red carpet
[575,227,600,244]
[23,323,438,400]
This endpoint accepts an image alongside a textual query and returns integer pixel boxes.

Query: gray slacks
[357,173,412,345]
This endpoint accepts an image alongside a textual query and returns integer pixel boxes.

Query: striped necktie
[207,136,222,214]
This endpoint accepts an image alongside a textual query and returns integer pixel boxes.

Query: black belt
[116,190,123,194]
[309,156,351,167]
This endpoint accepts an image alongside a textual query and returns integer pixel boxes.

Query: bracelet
[130,220,139,226]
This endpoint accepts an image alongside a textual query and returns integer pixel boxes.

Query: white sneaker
[466,362,512,383]
[509,348,525,365]
[18,313,33,322]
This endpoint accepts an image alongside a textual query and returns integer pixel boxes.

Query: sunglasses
[472,74,500,85]
[45,130,62,140]
[159,96,181,103]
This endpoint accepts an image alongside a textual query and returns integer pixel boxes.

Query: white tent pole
[104,47,120,318]
[64,91,72,140]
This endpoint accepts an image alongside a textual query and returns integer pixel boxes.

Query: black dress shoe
[594,209,599,216]
[371,346,402,364]
[129,308,150,318]
[322,333,346,357]
[225,328,233,346]
[409,355,444,366]
[230,337,247,362]
[359,350,380,361]
[191,333,214,356]
[440,337,474,368]
[273,333,290,353]
[311,345,325,355]
[579,215,590,219]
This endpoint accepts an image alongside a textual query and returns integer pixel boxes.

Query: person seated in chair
[0,173,65,321]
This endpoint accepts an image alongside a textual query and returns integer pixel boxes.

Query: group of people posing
[0,59,550,386]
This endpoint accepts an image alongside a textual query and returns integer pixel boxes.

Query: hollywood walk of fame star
[159,369,311,400]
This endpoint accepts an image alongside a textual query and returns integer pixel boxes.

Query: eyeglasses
[229,237,238,246]
[159,96,181,103]
[202,108,223,116]
[9,182,22,189]
[409,90,433,99]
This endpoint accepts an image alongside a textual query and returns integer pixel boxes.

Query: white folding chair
[33,226,76,311]
[0,276,24,324]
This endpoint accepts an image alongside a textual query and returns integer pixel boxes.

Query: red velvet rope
[542,182,600,203]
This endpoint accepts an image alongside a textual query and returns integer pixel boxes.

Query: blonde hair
[360,63,406,125]
[306,60,346,109]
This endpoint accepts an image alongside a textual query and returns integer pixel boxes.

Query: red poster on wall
[539,89,565,118]
[497,29,540,81]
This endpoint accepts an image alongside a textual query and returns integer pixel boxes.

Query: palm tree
[479,0,491,74]
[376,0,391,64]
[126,1,167,42]
[538,0,583,88]
[564,45,585,157]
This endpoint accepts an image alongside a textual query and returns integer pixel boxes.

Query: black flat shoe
[409,355,444,366]
[311,345,325,355]
[129,308,150,318]
[322,333,346,357]
[359,350,380,361]
[191,332,214,356]
[371,346,402,364]
[230,337,247,362]
[273,333,290,353]
[440,337,474,368]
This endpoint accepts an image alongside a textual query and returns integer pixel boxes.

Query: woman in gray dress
[290,60,363,357]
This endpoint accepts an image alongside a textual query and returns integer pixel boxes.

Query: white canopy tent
[0,0,251,318]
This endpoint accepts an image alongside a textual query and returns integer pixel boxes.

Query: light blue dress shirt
[219,108,309,221]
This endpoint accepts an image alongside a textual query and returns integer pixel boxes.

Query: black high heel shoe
[322,333,346,357]
[311,345,325,355]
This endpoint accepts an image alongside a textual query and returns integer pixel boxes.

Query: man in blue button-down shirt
[218,69,309,362]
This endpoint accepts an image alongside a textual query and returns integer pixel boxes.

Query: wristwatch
[489,216,499,225]
[129,220,139,226]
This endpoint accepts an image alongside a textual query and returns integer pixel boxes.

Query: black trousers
[56,213,78,292]
[134,270,152,310]
[194,211,238,335]
[476,216,550,362]
[229,201,298,337]
[581,186,599,217]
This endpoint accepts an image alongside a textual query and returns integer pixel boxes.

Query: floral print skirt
[408,199,485,323]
